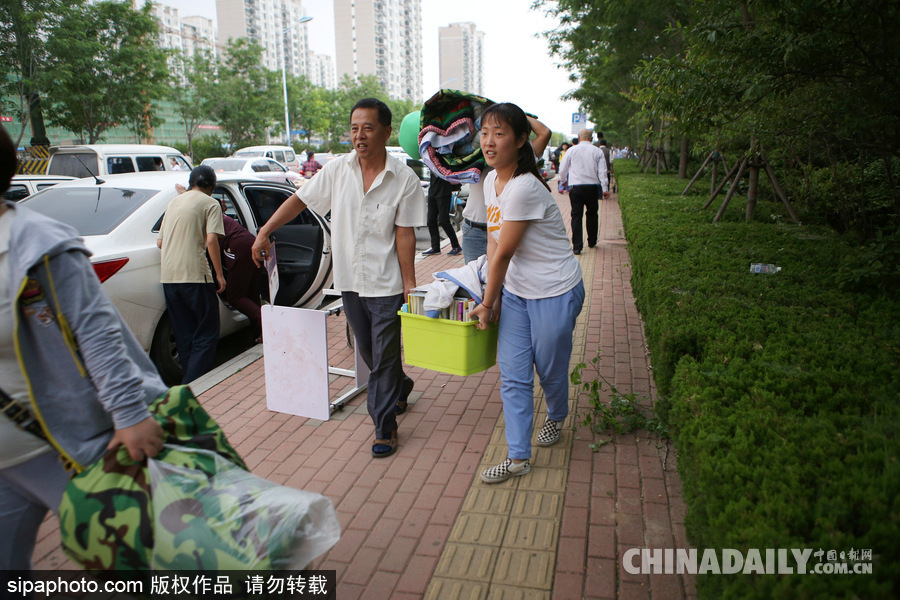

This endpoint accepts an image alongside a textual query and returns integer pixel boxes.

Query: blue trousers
[341,292,412,439]
[0,451,69,570]
[497,282,585,460]
[163,282,220,384]
[461,219,488,264]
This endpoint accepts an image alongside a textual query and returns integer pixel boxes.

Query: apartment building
[439,22,484,96]
[310,52,337,90]
[149,3,219,81]
[216,0,312,80]
[334,0,423,101]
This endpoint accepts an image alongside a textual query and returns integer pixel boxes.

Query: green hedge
[615,160,899,598]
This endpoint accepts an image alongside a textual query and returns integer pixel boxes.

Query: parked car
[201,157,304,188]
[2,174,75,201]
[233,145,302,172]
[21,172,332,384]
[46,144,192,178]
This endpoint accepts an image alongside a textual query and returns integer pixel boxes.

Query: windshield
[22,187,158,236]
[205,159,247,171]
[48,153,99,177]
[234,151,263,158]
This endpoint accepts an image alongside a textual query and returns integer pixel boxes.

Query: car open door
[239,184,331,308]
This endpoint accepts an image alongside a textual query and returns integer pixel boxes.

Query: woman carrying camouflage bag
[0,125,167,571]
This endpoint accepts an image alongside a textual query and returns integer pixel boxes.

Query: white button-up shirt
[299,151,426,297]
[559,141,609,193]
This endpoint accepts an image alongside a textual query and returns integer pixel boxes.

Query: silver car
[201,157,304,188]
[22,172,332,383]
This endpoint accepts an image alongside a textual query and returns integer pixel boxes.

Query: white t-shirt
[299,151,426,297]
[0,208,53,468]
[462,166,493,224]
[484,172,582,299]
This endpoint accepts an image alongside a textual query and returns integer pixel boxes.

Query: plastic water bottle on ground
[750,263,781,273]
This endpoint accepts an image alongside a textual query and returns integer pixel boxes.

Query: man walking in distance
[252,98,425,458]
[157,165,226,383]
[558,129,609,254]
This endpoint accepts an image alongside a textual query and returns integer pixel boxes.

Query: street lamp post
[282,15,313,146]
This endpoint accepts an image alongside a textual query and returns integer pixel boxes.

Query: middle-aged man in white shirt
[558,129,609,254]
[252,98,426,458]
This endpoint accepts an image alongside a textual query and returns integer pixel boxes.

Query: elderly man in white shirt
[252,98,426,458]
[558,129,609,254]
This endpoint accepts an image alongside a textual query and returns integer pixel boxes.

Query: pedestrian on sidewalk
[597,137,613,194]
[252,98,426,459]
[157,165,226,384]
[471,103,585,483]
[558,129,609,254]
[0,125,166,570]
[461,115,551,263]
[422,171,462,257]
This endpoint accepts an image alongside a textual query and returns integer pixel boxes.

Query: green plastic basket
[399,311,498,376]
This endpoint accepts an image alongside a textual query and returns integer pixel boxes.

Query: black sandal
[372,431,398,458]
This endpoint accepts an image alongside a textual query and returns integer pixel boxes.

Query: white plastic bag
[148,445,341,570]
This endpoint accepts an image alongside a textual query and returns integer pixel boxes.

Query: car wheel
[150,314,184,386]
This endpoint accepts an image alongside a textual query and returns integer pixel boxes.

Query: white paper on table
[261,304,330,421]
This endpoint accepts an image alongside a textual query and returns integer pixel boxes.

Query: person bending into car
[252,98,426,459]
[157,165,226,383]
[0,125,166,570]
[219,209,264,343]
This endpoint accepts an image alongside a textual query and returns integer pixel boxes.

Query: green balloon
[399,110,421,159]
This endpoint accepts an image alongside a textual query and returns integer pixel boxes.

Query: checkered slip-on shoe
[480,458,530,484]
[536,417,562,447]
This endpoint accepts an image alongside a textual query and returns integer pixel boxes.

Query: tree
[387,97,417,145]
[536,0,689,140]
[0,0,82,146]
[285,74,330,147]
[40,0,169,143]
[635,0,900,231]
[206,38,279,149]
[170,49,216,160]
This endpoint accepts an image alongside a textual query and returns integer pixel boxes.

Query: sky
[157,0,584,136]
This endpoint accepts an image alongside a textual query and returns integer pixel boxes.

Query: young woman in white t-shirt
[471,103,585,483]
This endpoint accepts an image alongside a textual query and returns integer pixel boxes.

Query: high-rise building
[439,22,484,96]
[149,2,219,83]
[334,0,422,101]
[216,0,313,80]
[310,52,337,90]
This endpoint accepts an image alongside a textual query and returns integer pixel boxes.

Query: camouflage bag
[58,385,247,570]
[149,446,341,570]
[59,386,340,571]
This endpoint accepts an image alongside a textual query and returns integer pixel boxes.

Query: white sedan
[3,175,75,201]
[201,156,304,188]
[22,172,332,384]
